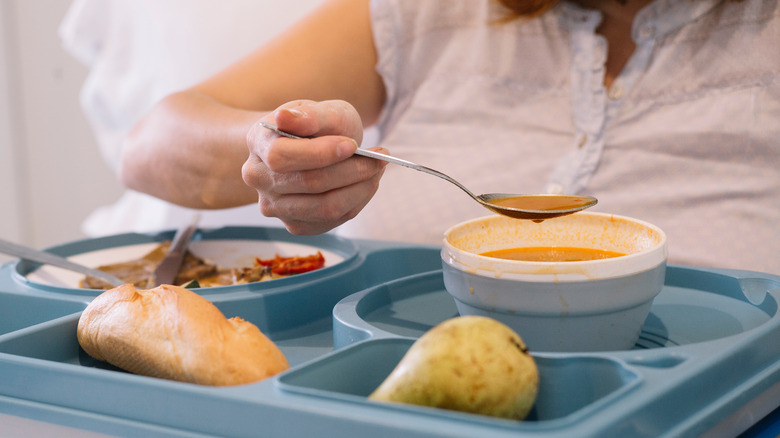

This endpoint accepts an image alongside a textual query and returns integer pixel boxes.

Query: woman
[120,0,780,274]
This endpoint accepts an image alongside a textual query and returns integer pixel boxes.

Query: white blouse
[61,0,780,274]
[59,0,323,234]
[335,0,780,274]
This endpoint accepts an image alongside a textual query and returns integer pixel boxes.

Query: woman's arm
[119,0,385,212]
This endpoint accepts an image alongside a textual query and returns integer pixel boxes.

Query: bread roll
[77,284,289,385]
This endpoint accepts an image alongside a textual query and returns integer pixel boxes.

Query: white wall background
[0,0,123,262]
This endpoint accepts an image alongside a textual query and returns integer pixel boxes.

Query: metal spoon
[259,122,597,220]
[0,238,125,287]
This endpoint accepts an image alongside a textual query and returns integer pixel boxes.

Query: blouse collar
[556,0,725,42]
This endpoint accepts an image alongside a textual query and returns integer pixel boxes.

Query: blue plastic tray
[0,226,779,437]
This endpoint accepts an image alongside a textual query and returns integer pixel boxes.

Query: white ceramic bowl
[441,212,668,352]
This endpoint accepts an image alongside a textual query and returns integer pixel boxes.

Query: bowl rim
[441,212,668,280]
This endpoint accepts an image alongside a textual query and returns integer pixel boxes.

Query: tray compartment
[277,337,641,425]
[0,296,336,371]
[0,303,347,437]
[0,314,85,365]
[333,271,458,348]
[0,342,304,438]
[0,309,342,438]
[0,292,86,336]
[635,267,778,348]
[334,267,780,352]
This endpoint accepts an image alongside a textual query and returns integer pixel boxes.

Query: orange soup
[487,195,594,211]
[481,247,625,262]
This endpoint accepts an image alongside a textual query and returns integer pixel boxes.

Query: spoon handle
[258,122,480,199]
[0,238,125,287]
[353,148,478,199]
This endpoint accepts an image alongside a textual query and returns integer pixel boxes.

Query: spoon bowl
[260,122,597,220]
[476,193,598,221]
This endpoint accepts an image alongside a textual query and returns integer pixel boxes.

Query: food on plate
[480,246,625,262]
[196,251,325,287]
[77,284,290,386]
[78,241,325,289]
[368,316,538,420]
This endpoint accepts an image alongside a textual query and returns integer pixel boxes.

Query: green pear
[368,315,538,420]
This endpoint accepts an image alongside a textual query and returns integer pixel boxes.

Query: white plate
[26,240,344,289]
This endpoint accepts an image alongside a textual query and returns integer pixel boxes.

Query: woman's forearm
[119,90,263,209]
[118,0,383,214]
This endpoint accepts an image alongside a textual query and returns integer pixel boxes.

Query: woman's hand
[243,100,387,235]
[118,0,383,214]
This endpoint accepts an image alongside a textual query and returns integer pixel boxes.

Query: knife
[0,237,125,288]
[152,213,201,287]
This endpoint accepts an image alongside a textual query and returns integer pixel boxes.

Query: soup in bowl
[441,212,667,352]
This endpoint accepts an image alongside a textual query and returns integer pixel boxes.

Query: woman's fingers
[243,145,386,195]
[258,165,385,235]
[242,152,386,235]
[273,99,365,142]
[242,99,387,235]
[257,135,359,174]
[245,100,363,173]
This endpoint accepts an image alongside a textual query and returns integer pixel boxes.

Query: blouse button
[639,24,656,40]
[608,84,625,100]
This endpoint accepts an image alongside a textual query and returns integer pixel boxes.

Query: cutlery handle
[352,148,478,199]
[259,122,479,199]
[152,213,201,286]
[0,238,125,287]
